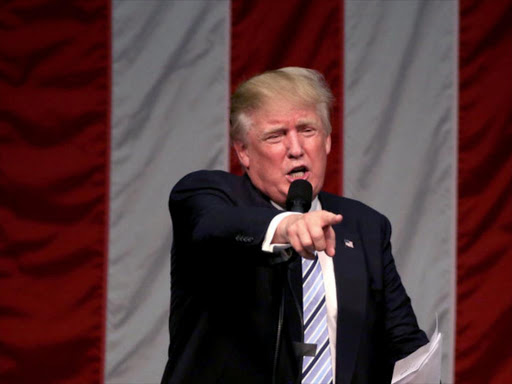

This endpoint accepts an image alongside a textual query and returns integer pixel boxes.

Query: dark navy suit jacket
[161,170,427,384]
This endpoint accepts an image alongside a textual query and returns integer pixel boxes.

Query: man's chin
[267,190,287,209]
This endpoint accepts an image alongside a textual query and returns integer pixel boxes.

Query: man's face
[234,98,331,207]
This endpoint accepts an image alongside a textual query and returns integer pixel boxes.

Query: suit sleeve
[379,214,429,361]
[170,171,281,256]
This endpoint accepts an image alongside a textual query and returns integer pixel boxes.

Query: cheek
[257,146,285,164]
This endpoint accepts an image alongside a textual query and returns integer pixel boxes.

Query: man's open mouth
[288,166,308,179]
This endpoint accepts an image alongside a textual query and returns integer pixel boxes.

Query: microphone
[286,179,313,213]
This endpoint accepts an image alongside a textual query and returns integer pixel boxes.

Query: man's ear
[233,140,250,169]
[325,134,331,155]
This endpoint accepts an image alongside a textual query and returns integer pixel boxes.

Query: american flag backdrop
[1,1,511,383]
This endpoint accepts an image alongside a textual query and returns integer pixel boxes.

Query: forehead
[250,99,321,127]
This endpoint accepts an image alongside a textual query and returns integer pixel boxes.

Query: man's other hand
[273,211,343,259]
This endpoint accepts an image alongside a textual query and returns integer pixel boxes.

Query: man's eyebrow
[261,127,286,136]
[296,118,318,126]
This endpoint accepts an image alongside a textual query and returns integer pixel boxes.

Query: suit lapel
[320,193,367,384]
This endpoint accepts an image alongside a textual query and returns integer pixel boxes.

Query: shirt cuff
[262,211,301,253]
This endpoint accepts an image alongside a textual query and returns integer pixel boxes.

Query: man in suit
[161,67,428,384]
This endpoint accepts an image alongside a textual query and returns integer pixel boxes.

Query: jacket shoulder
[173,169,242,190]
[172,170,243,198]
[170,170,270,208]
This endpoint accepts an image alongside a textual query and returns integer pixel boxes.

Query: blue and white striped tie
[302,256,333,384]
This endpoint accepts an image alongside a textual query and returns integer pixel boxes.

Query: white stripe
[107,1,230,383]
[305,315,328,344]
[303,273,324,311]
[304,344,332,384]
[304,297,326,329]
[448,1,459,382]
[344,0,456,381]
[303,266,322,295]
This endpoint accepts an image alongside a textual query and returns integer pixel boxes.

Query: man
[161,67,428,384]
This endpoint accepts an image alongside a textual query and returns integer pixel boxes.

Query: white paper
[392,317,442,384]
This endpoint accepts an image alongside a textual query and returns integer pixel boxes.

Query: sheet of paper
[392,316,442,384]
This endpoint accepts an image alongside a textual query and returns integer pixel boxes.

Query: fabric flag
[1,1,511,383]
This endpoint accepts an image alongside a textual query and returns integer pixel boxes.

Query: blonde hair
[230,67,334,142]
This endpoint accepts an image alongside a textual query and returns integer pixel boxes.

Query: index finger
[315,211,342,227]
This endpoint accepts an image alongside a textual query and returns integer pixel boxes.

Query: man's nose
[286,131,304,158]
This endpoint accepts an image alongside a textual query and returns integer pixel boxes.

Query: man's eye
[265,133,283,142]
[301,127,317,136]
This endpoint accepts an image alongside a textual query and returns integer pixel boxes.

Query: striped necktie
[302,256,333,384]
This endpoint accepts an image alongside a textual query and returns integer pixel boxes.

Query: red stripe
[0,1,110,383]
[458,0,512,383]
[230,0,343,195]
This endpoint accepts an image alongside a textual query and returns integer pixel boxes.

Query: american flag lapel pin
[344,239,354,248]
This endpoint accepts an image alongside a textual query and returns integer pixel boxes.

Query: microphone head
[286,179,313,213]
